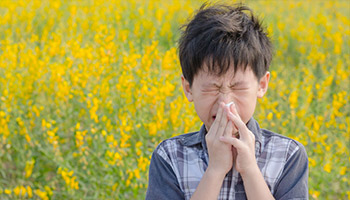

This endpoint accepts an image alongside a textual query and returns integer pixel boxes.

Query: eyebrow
[202,82,221,88]
[229,81,246,87]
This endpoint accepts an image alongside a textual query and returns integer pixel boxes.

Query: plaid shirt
[146,118,308,200]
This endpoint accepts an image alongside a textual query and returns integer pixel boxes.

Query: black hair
[178,3,273,86]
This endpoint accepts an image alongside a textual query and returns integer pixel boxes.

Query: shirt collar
[180,125,206,146]
[181,118,263,155]
[246,118,263,155]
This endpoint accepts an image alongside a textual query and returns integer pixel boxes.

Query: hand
[205,102,235,176]
[220,103,257,176]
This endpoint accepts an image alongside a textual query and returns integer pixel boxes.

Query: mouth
[212,115,216,120]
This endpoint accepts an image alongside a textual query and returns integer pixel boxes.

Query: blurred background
[0,0,349,199]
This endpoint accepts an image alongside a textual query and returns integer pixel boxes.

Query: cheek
[234,98,257,123]
[193,96,216,119]
[193,104,210,126]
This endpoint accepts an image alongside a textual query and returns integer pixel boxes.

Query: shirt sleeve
[146,150,184,200]
[273,142,309,200]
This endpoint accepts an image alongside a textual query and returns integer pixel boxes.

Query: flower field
[0,0,349,199]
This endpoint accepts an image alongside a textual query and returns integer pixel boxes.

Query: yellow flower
[126,179,131,187]
[136,141,142,148]
[44,186,53,196]
[34,189,48,200]
[148,122,157,136]
[25,133,31,143]
[289,91,298,109]
[324,163,332,173]
[267,112,273,121]
[340,167,347,176]
[76,122,80,130]
[25,158,35,178]
[106,134,114,143]
[4,189,11,195]
[57,167,79,190]
[134,168,141,179]
[308,157,316,167]
[26,186,33,198]
[310,190,320,199]
[138,156,150,172]
[20,186,26,197]
[112,182,118,191]
[13,186,20,196]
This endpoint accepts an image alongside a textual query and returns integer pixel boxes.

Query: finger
[230,101,240,120]
[227,102,239,131]
[215,102,225,125]
[227,112,249,141]
[229,104,254,140]
[208,102,224,136]
[226,111,239,138]
[226,112,239,138]
[216,103,228,137]
[223,112,233,138]
[219,136,244,150]
[231,123,239,138]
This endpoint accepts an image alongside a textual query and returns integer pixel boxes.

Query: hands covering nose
[205,102,257,177]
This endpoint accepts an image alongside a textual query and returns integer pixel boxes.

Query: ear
[257,71,270,98]
[181,75,193,102]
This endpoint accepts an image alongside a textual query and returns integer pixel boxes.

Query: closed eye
[201,88,219,94]
[230,87,249,91]
[201,89,219,93]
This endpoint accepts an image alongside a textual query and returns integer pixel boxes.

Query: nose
[218,89,232,105]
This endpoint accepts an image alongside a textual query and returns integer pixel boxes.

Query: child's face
[182,65,270,131]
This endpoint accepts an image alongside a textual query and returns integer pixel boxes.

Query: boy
[146,3,308,200]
